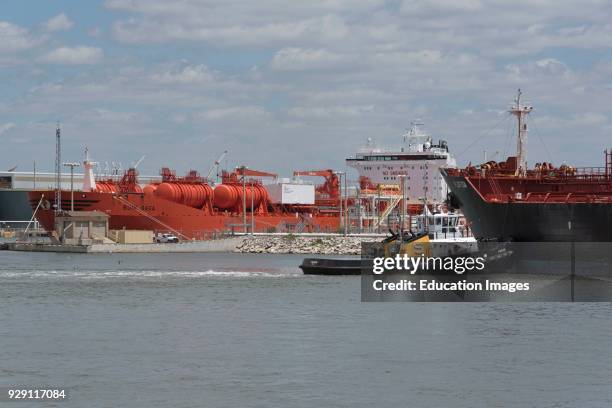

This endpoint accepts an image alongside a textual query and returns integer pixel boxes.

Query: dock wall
[5,234,388,254]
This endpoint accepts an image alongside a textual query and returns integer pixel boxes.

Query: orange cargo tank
[96,181,117,193]
[143,184,157,195]
[213,184,266,210]
[155,182,213,208]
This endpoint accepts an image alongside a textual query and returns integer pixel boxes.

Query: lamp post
[250,180,255,234]
[398,174,406,233]
[62,162,80,211]
[344,172,348,235]
[334,171,345,235]
[239,165,247,234]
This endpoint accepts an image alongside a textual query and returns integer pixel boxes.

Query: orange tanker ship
[28,156,341,240]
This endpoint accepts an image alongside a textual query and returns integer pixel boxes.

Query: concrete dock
[3,233,387,254]
[6,237,245,253]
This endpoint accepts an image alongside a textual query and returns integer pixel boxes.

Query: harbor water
[2,251,612,407]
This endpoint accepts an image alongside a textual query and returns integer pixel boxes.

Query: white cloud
[288,105,374,119]
[0,122,15,135]
[150,64,215,84]
[0,21,38,52]
[111,14,349,47]
[39,46,103,65]
[400,0,482,15]
[103,0,612,57]
[42,13,74,32]
[198,106,270,121]
[270,48,348,71]
[570,112,608,126]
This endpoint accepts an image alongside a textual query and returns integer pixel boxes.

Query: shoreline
[3,234,383,254]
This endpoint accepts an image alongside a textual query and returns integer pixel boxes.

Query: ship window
[0,176,11,189]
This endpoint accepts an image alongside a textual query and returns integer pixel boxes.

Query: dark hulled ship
[441,90,612,242]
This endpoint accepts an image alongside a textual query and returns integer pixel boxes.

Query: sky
[1,0,612,179]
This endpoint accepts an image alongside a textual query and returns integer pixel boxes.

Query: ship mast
[509,89,533,177]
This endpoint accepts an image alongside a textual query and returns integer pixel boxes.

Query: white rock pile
[234,235,379,254]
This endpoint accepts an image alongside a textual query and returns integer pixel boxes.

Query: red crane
[221,167,277,183]
[235,167,277,179]
[293,170,340,204]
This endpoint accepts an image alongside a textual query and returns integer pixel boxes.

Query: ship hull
[0,190,33,224]
[28,190,339,239]
[441,171,612,242]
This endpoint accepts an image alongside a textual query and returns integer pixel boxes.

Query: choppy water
[1,251,612,407]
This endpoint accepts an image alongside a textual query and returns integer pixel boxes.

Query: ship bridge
[345,124,456,204]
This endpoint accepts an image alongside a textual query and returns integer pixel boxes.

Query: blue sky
[2,0,612,179]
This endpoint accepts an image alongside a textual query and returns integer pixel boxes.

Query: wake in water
[0,269,303,279]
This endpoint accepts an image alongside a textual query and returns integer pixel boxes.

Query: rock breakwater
[235,235,380,254]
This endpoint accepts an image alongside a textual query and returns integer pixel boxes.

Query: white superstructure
[0,171,160,191]
[82,148,97,192]
[346,123,456,203]
[266,179,315,205]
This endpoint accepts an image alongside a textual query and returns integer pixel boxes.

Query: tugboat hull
[299,258,363,275]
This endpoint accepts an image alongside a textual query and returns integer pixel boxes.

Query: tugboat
[299,231,430,275]
[441,90,612,242]
[300,201,477,276]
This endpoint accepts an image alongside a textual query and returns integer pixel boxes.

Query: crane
[132,155,146,169]
[293,169,340,200]
[235,166,277,179]
[219,166,277,183]
[206,150,228,182]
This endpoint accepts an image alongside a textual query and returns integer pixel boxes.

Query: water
[1,251,612,407]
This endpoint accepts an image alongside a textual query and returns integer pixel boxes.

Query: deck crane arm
[133,155,146,169]
[236,167,277,179]
[293,169,339,199]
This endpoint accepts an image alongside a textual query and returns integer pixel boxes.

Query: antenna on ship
[404,120,425,143]
[509,89,533,177]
